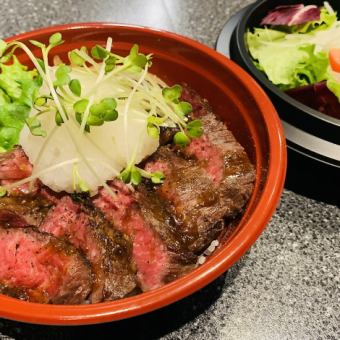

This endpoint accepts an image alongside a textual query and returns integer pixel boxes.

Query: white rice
[196,239,220,267]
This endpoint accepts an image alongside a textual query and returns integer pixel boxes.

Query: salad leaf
[326,71,340,102]
[260,4,321,27]
[295,45,329,84]
[259,2,337,34]
[286,81,340,119]
[287,7,337,34]
[246,28,328,89]
[0,56,38,107]
[0,57,40,151]
[310,6,336,32]
[247,2,340,114]
[0,100,28,150]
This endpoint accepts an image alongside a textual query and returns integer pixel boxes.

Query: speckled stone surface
[0,1,339,339]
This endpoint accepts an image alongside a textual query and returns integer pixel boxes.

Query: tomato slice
[329,48,340,73]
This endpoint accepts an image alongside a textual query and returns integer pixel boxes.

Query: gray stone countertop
[0,0,339,339]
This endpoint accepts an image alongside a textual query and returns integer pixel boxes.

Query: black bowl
[227,0,340,205]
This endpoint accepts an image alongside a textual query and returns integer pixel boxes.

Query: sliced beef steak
[144,147,225,253]
[39,196,136,302]
[135,184,197,283]
[0,283,29,301]
[0,195,52,227]
[0,209,29,228]
[0,227,92,304]
[0,147,32,180]
[184,112,255,185]
[93,181,174,291]
[142,85,256,253]
[0,84,255,303]
[182,85,255,194]
[94,86,255,288]
[0,147,38,196]
[0,148,55,227]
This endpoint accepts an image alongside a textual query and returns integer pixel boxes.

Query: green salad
[246,2,340,105]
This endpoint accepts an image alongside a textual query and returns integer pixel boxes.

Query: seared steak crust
[135,184,197,283]
[40,196,136,302]
[93,181,172,291]
[0,227,92,304]
[143,147,224,253]
[142,85,256,254]
[0,195,52,227]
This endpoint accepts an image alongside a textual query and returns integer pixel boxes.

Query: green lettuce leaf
[0,56,40,151]
[246,28,329,90]
[326,71,340,102]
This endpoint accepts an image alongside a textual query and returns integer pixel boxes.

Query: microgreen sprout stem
[0,32,204,197]
[119,165,165,185]
[2,158,80,191]
[29,34,119,197]
[123,64,149,163]
[72,162,89,192]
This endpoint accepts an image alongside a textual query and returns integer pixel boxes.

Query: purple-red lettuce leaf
[261,4,320,26]
[286,81,340,119]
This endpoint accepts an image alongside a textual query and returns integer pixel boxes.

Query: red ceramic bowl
[0,23,286,325]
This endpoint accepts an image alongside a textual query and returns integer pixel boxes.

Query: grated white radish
[19,65,170,194]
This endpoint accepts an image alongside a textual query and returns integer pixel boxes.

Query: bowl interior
[1,23,286,325]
